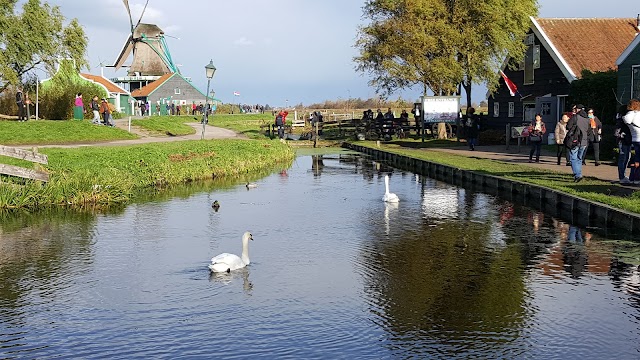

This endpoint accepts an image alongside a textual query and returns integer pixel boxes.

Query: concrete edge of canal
[343,142,640,236]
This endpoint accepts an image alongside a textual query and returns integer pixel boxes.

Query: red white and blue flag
[499,70,519,97]
[233,91,240,96]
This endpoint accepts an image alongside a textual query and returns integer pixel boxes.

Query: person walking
[623,99,640,184]
[615,105,633,184]
[527,114,546,163]
[465,107,479,151]
[275,109,289,139]
[16,86,25,121]
[100,98,113,126]
[90,96,101,124]
[554,113,571,165]
[584,108,602,166]
[567,104,590,182]
[73,93,84,120]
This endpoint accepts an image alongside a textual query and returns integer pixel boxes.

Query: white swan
[382,175,399,203]
[208,232,253,273]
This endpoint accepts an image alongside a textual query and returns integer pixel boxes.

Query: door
[536,96,558,142]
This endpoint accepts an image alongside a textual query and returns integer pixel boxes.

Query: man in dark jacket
[566,104,590,182]
[16,87,25,121]
[615,104,633,183]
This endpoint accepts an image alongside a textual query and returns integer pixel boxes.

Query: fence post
[506,123,510,150]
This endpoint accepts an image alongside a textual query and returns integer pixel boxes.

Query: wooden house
[80,73,133,115]
[488,17,639,131]
[131,73,219,115]
[616,21,640,105]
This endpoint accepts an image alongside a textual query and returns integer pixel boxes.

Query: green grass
[131,116,196,136]
[211,113,274,139]
[0,139,294,209]
[354,141,640,214]
[0,119,138,145]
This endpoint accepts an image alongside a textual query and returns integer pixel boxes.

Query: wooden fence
[0,145,49,182]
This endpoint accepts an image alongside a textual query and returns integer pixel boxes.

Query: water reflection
[209,268,253,296]
[0,152,639,358]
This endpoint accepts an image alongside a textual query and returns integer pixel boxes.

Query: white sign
[422,96,460,124]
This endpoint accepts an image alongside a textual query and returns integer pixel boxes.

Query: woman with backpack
[527,114,546,163]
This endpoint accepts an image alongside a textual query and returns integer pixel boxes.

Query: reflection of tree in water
[356,189,527,357]
[0,209,97,317]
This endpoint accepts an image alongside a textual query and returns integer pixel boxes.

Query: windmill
[112,0,179,77]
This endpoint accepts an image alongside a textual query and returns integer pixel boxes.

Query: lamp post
[202,59,217,140]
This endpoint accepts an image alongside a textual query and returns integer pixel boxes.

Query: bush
[39,60,107,120]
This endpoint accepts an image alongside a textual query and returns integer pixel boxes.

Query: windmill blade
[134,0,150,29]
[123,0,134,33]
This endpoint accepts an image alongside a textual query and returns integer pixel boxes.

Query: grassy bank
[354,141,640,214]
[0,119,138,145]
[0,139,294,209]
[131,116,196,136]
[212,114,273,139]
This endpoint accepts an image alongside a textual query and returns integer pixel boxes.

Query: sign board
[422,96,460,124]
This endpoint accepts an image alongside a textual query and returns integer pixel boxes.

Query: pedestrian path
[424,145,622,184]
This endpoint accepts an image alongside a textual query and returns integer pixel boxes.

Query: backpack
[563,122,582,149]
[275,115,283,126]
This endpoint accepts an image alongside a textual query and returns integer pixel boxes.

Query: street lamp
[202,59,217,140]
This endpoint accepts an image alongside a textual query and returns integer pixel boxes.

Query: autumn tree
[0,0,88,92]
[355,0,537,106]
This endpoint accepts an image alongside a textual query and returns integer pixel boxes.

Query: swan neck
[385,176,390,194]
[241,237,250,264]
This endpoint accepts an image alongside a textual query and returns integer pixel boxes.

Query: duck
[209,232,254,273]
[246,182,258,189]
[382,174,399,203]
[212,200,220,209]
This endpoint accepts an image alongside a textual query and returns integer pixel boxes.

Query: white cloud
[234,37,254,46]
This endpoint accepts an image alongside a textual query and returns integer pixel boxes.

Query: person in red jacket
[275,110,289,139]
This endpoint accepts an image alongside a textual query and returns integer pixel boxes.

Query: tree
[355,0,537,106]
[0,0,88,92]
[355,0,462,98]
[569,70,618,124]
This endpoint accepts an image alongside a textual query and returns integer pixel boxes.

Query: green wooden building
[616,33,640,105]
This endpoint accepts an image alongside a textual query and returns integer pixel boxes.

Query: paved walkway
[425,144,622,183]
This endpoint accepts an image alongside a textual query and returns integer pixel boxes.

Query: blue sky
[39,0,640,107]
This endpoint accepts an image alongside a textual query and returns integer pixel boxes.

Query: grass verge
[0,139,294,210]
[0,119,138,145]
[130,116,196,136]
[353,141,640,214]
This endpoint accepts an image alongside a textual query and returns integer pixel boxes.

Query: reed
[0,139,294,210]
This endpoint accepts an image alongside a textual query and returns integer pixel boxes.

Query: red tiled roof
[130,73,174,97]
[80,73,129,94]
[535,18,639,77]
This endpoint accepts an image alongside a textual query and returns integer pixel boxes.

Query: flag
[233,91,240,96]
[499,70,518,97]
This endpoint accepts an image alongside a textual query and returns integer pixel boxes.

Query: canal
[1,150,639,359]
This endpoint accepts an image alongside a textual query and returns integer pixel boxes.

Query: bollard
[128,116,131,133]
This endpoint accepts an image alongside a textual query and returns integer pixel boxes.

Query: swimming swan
[209,232,254,273]
[382,175,399,203]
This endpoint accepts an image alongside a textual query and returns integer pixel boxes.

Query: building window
[508,102,514,117]
[174,88,181,95]
[522,34,539,85]
[632,65,640,99]
[493,102,499,117]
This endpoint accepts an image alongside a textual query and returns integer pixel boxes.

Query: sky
[32,0,640,107]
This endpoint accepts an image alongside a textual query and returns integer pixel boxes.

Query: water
[1,151,639,359]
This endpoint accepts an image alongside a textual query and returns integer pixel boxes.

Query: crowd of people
[524,101,640,184]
